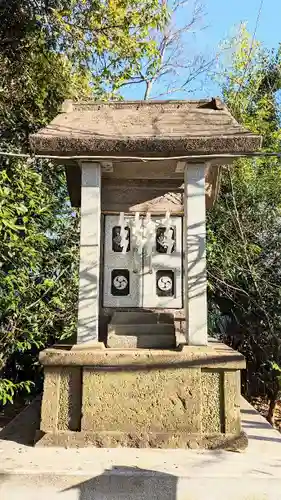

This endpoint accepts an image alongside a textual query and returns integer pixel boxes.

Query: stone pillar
[77,162,101,344]
[184,163,208,346]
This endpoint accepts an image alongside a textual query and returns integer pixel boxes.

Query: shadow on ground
[62,466,178,500]
[0,396,41,446]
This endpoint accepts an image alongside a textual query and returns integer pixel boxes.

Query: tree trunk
[144,80,153,100]
[267,397,278,426]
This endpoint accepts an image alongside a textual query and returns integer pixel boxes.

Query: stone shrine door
[103,214,183,308]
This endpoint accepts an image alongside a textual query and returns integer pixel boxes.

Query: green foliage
[0,0,168,98]
[0,160,80,386]
[218,25,281,149]
[0,379,34,406]
[47,0,168,94]
[0,10,86,404]
[208,26,281,403]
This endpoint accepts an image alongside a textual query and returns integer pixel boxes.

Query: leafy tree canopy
[208,25,281,419]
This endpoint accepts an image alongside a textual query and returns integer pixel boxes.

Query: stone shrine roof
[29,98,262,157]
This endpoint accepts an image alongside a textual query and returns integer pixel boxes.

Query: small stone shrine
[30,99,262,448]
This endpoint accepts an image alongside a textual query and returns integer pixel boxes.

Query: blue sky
[122,0,281,100]
[203,0,280,52]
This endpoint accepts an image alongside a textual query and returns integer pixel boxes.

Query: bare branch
[119,0,214,99]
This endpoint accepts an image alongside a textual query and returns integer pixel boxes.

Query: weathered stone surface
[35,430,248,451]
[30,99,262,157]
[224,370,241,434]
[62,163,223,210]
[37,344,245,448]
[108,311,175,334]
[39,343,246,370]
[201,370,222,434]
[71,341,105,351]
[58,367,81,432]
[107,333,176,349]
[77,162,101,344]
[184,163,207,346]
[82,366,201,434]
[40,367,60,433]
[101,178,185,215]
[107,312,176,348]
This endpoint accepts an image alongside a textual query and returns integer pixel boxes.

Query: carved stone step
[107,312,176,348]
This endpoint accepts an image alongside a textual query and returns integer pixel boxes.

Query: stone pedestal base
[36,343,247,450]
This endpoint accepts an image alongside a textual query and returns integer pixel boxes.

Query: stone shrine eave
[29,98,262,157]
[64,160,223,209]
